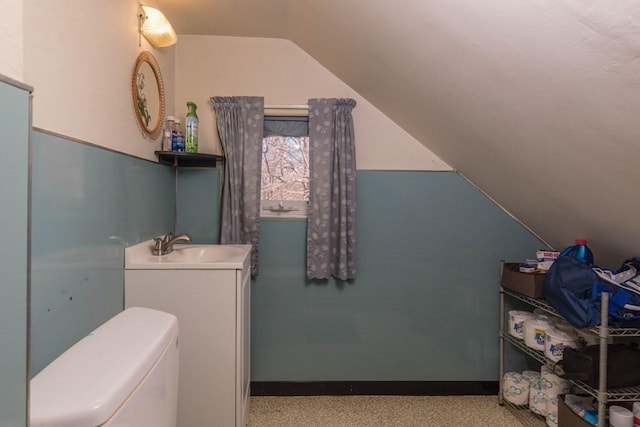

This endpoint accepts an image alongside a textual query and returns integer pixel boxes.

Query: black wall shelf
[155,151,224,168]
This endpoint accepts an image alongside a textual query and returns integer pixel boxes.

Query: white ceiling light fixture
[138,5,177,48]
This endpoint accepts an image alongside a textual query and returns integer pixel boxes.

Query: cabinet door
[125,269,237,427]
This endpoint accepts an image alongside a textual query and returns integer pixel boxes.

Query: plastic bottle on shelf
[172,119,185,152]
[171,119,179,152]
[163,116,174,152]
[176,120,185,152]
[185,102,198,153]
[560,239,594,265]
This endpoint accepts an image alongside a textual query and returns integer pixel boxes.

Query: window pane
[261,135,309,201]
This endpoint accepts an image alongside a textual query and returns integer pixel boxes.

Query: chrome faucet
[152,232,192,255]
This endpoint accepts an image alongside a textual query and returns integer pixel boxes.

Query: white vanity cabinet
[124,243,251,427]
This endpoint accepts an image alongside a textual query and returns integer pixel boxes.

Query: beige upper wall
[157,0,640,266]
[12,0,640,265]
[23,0,174,161]
[17,1,446,170]
[175,35,450,171]
[0,0,24,81]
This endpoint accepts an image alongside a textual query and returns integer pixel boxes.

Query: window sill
[260,201,308,219]
[259,216,307,222]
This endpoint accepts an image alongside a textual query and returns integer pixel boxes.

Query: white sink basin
[166,245,248,263]
[125,240,251,270]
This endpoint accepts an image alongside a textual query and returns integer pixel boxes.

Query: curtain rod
[264,104,309,110]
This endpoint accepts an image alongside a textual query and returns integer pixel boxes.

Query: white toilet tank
[30,307,179,427]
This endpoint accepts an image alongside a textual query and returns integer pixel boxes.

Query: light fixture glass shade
[141,6,177,48]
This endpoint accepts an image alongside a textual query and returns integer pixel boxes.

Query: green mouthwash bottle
[185,101,198,153]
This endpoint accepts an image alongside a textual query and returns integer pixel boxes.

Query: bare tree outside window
[261,135,309,201]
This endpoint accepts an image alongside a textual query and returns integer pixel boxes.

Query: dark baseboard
[251,381,499,396]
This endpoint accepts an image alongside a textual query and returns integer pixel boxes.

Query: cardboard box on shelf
[558,395,595,427]
[501,263,545,298]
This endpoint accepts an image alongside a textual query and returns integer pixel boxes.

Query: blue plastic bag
[544,255,640,328]
[543,256,601,328]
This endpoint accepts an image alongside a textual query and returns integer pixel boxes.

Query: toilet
[30,307,179,427]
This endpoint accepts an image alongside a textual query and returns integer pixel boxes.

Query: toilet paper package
[546,395,559,427]
[533,308,547,317]
[509,310,535,340]
[544,327,578,362]
[536,313,553,323]
[541,365,570,396]
[553,317,575,334]
[502,372,530,406]
[633,401,640,427]
[522,370,541,384]
[524,318,552,351]
[529,378,547,416]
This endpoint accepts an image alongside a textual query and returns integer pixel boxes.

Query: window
[260,116,309,218]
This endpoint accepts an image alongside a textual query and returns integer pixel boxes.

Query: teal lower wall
[0,80,30,426]
[30,131,175,376]
[28,148,546,382]
[251,171,545,381]
[176,168,220,243]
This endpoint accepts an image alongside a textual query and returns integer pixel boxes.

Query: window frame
[260,117,310,219]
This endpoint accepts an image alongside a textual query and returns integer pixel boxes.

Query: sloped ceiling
[154,0,640,267]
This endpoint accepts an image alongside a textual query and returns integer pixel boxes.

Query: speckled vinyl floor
[248,395,525,426]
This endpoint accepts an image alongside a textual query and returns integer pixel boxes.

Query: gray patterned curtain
[211,96,264,276]
[307,98,357,280]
